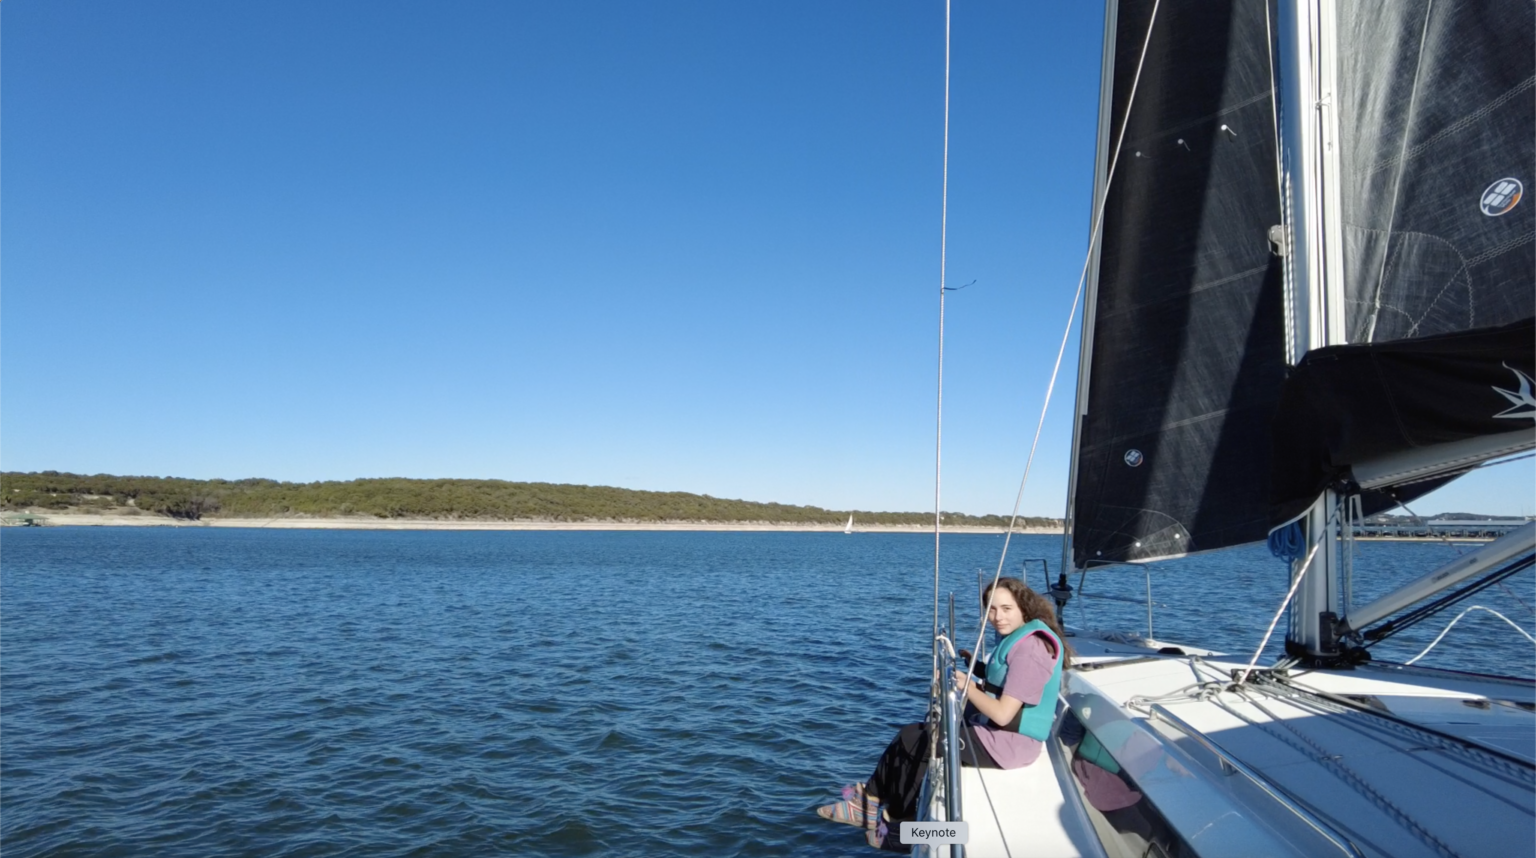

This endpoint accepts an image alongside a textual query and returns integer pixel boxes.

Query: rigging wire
[933,0,1167,832]
[1238,511,1333,684]
[962,0,1166,682]
[1385,458,1536,615]
[932,0,952,680]
[1497,580,1535,616]
[926,0,953,815]
[1394,496,1469,558]
[1075,566,1089,625]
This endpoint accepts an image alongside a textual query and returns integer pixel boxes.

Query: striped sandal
[815,787,881,828]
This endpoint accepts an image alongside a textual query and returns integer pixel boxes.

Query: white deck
[941,633,1535,858]
[942,635,1166,858]
[1064,653,1536,858]
[956,744,1098,858]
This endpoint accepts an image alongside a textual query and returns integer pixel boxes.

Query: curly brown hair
[981,577,1074,670]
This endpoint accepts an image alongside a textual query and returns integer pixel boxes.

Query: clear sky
[3,1,1531,518]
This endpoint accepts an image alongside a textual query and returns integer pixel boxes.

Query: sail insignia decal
[1480,178,1523,217]
[1492,364,1536,420]
[1123,449,1144,467]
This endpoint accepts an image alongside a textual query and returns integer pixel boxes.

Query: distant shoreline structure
[8,510,1064,534]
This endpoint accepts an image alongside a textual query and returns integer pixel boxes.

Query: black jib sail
[1067,0,1287,568]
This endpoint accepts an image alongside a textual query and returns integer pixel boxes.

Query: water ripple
[2,528,1529,857]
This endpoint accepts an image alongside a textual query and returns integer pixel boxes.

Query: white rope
[1238,532,1326,684]
[1405,605,1536,665]
[964,0,1165,681]
[1125,680,1229,712]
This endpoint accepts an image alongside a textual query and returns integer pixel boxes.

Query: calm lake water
[3,528,1532,857]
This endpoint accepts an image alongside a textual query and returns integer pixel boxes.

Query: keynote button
[899,821,969,845]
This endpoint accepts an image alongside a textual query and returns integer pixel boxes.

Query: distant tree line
[0,471,1061,529]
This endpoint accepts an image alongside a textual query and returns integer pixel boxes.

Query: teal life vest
[1077,730,1121,774]
[982,619,1064,741]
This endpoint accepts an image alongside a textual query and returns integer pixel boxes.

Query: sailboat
[846,514,856,535]
[914,1,1535,855]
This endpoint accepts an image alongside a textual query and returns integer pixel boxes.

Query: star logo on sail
[1492,364,1536,420]
[1480,178,1523,217]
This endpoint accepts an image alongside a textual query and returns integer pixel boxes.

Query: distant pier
[1353,517,1530,540]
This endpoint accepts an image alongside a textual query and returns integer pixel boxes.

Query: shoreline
[5,513,1506,541]
[4,511,1064,535]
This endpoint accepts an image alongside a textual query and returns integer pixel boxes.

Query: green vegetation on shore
[0,471,1061,528]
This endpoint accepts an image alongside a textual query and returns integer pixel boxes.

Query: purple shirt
[1072,757,1143,812]
[970,631,1057,768]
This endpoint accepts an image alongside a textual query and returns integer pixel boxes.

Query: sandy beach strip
[8,511,1064,535]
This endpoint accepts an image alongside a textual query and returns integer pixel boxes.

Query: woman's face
[986,588,1024,637]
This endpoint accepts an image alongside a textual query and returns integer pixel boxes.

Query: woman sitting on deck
[816,577,1073,850]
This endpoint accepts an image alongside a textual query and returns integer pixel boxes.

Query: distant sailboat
[843,515,854,534]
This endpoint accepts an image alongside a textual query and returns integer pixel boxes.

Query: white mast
[1276,0,1348,658]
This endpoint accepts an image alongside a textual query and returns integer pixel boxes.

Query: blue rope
[1268,521,1306,561]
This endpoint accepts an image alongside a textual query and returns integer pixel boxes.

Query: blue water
[3,528,1531,857]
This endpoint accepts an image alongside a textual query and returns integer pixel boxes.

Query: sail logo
[1480,178,1523,216]
[1492,364,1536,421]
[1123,449,1144,467]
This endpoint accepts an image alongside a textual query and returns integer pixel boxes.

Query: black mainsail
[1066,0,1287,568]
[1270,0,1536,524]
[1271,317,1535,525]
[1337,1,1535,345]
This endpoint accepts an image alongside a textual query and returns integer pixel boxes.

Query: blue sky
[4,1,1531,517]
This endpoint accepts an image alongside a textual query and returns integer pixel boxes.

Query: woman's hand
[952,669,977,697]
